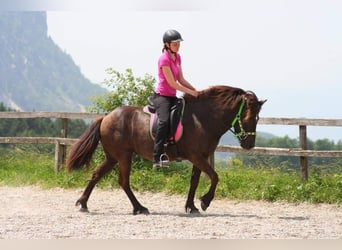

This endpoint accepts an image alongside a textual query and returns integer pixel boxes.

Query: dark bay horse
[67,85,266,215]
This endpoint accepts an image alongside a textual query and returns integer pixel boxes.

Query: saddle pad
[143,101,184,143]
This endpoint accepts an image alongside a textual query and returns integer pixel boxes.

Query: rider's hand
[192,90,199,98]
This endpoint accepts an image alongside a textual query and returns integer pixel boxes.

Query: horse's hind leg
[117,155,149,215]
[185,166,201,214]
[76,158,116,212]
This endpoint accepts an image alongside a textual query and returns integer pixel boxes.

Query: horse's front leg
[185,166,201,213]
[76,159,115,212]
[193,157,219,211]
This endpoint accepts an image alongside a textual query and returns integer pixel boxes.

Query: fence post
[299,125,308,180]
[54,140,61,172]
[59,118,68,169]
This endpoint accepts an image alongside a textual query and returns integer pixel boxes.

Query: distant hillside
[0,12,106,111]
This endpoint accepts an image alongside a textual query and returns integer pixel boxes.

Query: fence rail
[0,137,76,144]
[216,145,342,158]
[1,112,341,179]
[258,117,342,126]
[0,111,103,119]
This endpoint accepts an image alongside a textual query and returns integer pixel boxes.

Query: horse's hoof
[185,205,200,214]
[79,207,89,213]
[133,207,150,215]
[190,208,200,214]
[76,200,88,212]
[200,199,208,211]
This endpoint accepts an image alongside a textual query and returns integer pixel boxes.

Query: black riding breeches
[152,94,178,162]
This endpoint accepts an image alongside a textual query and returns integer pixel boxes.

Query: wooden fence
[0,112,100,172]
[1,112,342,179]
[215,117,342,180]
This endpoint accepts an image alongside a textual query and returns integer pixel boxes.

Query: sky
[3,0,342,141]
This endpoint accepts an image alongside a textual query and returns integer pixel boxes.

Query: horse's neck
[188,100,234,137]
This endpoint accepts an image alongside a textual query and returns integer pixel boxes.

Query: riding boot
[153,124,169,166]
[168,142,181,162]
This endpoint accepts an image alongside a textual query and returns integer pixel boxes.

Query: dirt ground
[0,186,341,239]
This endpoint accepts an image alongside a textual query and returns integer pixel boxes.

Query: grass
[0,147,341,204]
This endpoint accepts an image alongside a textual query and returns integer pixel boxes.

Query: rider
[152,29,199,168]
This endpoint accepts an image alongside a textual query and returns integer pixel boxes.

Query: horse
[66,85,266,215]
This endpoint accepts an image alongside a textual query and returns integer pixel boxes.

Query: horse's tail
[66,117,104,172]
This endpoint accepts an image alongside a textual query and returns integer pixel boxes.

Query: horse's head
[184,85,266,149]
[230,91,266,149]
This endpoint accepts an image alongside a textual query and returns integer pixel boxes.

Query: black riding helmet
[163,29,183,43]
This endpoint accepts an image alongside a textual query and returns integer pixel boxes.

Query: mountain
[0,12,107,111]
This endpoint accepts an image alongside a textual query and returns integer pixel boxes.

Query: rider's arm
[162,66,198,97]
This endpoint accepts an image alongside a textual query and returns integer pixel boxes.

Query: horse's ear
[259,99,267,106]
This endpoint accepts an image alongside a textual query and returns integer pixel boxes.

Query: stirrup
[160,153,170,168]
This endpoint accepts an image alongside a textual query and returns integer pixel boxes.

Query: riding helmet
[163,29,183,43]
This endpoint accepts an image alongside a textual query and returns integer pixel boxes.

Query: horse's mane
[184,85,246,107]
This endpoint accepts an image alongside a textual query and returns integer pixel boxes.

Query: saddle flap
[147,96,156,113]
[144,98,185,143]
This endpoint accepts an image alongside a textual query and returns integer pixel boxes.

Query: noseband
[230,96,256,141]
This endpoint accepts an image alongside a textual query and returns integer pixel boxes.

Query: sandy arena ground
[0,186,341,239]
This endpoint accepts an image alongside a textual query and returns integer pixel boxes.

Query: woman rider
[153,29,199,168]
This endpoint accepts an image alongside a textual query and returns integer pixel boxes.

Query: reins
[230,96,256,140]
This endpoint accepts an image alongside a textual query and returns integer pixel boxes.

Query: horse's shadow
[278,216,309,221]
[82,210,261,218]
[107,211,266,219]
[171,213,309,221]
[168,212,264,219]
[81,210,309,221]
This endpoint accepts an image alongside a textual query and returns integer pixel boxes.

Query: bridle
[229,96,257,141]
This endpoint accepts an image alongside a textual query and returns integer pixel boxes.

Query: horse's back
[101,106,146,134]
[100,106,153,159]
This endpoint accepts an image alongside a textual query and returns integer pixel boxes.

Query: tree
[89,68,156,113]
[314,139,335,150]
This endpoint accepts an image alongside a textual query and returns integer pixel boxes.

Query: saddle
[144,96,185,144]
